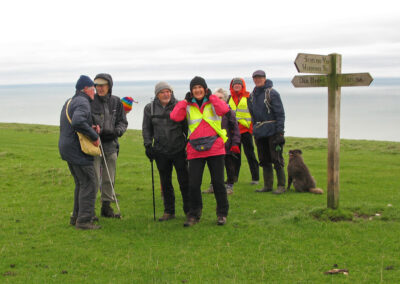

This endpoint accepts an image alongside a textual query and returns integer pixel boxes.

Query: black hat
[190,76,208,92]
[75,75,94,90]
[252,70,266,78]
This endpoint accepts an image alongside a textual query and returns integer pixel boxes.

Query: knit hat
[154,81,173,96]
[75,75,94,90]
[231,78,243,86]
[252,70,266,78]
[190,76,208,92]
[121,97,133,113]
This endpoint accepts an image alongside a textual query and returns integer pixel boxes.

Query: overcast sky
[1,0,399,85]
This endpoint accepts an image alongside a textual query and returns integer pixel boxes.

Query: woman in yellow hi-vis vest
[228,78,260,185]
[170,76,230,227]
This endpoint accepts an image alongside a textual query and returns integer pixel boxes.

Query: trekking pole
[99,139,121,218]
[151,159,156,221]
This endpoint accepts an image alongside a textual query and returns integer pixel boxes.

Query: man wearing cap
[59,75,101,230]
[142,82,189,221]
[227,77,259,185]
[248,70,286,194]
[91,73,128,218]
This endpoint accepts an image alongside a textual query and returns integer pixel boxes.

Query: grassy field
[0,123,399,283]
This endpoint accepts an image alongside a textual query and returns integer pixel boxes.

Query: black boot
[101,201,116,218]
[273,165,286,194]
[255,165,273,192]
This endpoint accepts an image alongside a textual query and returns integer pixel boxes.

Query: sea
[0,77,399,142]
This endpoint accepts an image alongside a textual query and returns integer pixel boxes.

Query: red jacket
[170,94,229,160]
[229,78,253,134]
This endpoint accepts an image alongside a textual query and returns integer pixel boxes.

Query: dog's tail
[309,188,324,194]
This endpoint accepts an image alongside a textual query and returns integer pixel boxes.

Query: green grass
[1,122,400,283]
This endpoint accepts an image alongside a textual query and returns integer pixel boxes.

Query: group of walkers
[58,69,286,230]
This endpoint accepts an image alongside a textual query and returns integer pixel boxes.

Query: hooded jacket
[90,73,128,153]
[170,94,229,160]
[59,91,99,166]
[248,79,285,139]
[142,93,188,156]
[228,78,253,134]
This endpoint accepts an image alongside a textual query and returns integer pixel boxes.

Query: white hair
[213,88,228,102]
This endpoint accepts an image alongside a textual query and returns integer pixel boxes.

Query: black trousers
[188,155,229,218]
[155,151,190,215]
[225,154,237,185]
[233,132,260,181]
[67,162,97,223]
[255,136,285,168]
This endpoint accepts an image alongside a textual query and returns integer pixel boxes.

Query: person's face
[192,85,205,100]
[214,92,225,101]
[233,84,243,92]
[95,84,109,96]
[84,86,96,100]
[253,76,267,88]
[157,89,172,106]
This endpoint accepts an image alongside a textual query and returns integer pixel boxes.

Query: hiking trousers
[188,155,229,219]
[67,162,97,223]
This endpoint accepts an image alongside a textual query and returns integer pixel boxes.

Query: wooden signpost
[292,53,373,209]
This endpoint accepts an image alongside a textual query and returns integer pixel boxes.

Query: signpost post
[292,53,373,209]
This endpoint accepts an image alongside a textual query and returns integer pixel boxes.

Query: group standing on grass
[58,69,286,230]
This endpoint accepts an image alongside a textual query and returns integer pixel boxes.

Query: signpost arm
[327,53,342,209]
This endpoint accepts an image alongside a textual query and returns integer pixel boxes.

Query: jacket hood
[94,73,113,94]
[229,78,249,98]
[253,79,274,93]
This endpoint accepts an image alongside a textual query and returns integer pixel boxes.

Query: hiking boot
[101,201,117,218]
[217,216,227,226]
[202,184,214,194]
[255,187,273,193]
[183,216,199,227]
[226,184,234,195]
[75,222,101,230]
[273,186,286,195]
[158,213,176,222]
[70,216,77,226]
[251,180,259,185]
[71,215,98,225]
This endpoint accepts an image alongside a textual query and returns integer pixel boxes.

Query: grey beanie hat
[231,77,243,86]
[154,81,173,95]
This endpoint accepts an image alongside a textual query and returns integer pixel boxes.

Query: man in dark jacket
[248,70,286,194]
[91,73,128,217]
[142,81,189,221]
[59,75,101,230]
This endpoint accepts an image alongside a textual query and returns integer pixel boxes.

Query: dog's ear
[298,149,303,154]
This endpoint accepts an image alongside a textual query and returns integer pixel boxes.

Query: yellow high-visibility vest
[228,96,252,129]
[186,103,228,143]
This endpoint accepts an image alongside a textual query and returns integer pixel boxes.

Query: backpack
[250,88,273,114]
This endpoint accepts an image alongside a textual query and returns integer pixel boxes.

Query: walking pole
[151,159,156,221]
[99,139,122,218]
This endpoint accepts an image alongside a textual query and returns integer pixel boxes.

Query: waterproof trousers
[233,132,259,181]
[94,152,117,202]
[67,162,97,223]
[155,151,190,215]
[188,155,229,219]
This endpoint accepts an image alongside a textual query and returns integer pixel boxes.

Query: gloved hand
[205,88,212,99]
[272,133,285,146]
[185,92,192,102]
[145,145,154,161]
[230,145,240,154]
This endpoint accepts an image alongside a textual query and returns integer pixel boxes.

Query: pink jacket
[170,94,229,160]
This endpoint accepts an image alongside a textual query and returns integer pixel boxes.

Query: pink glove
[230,145,240,154]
